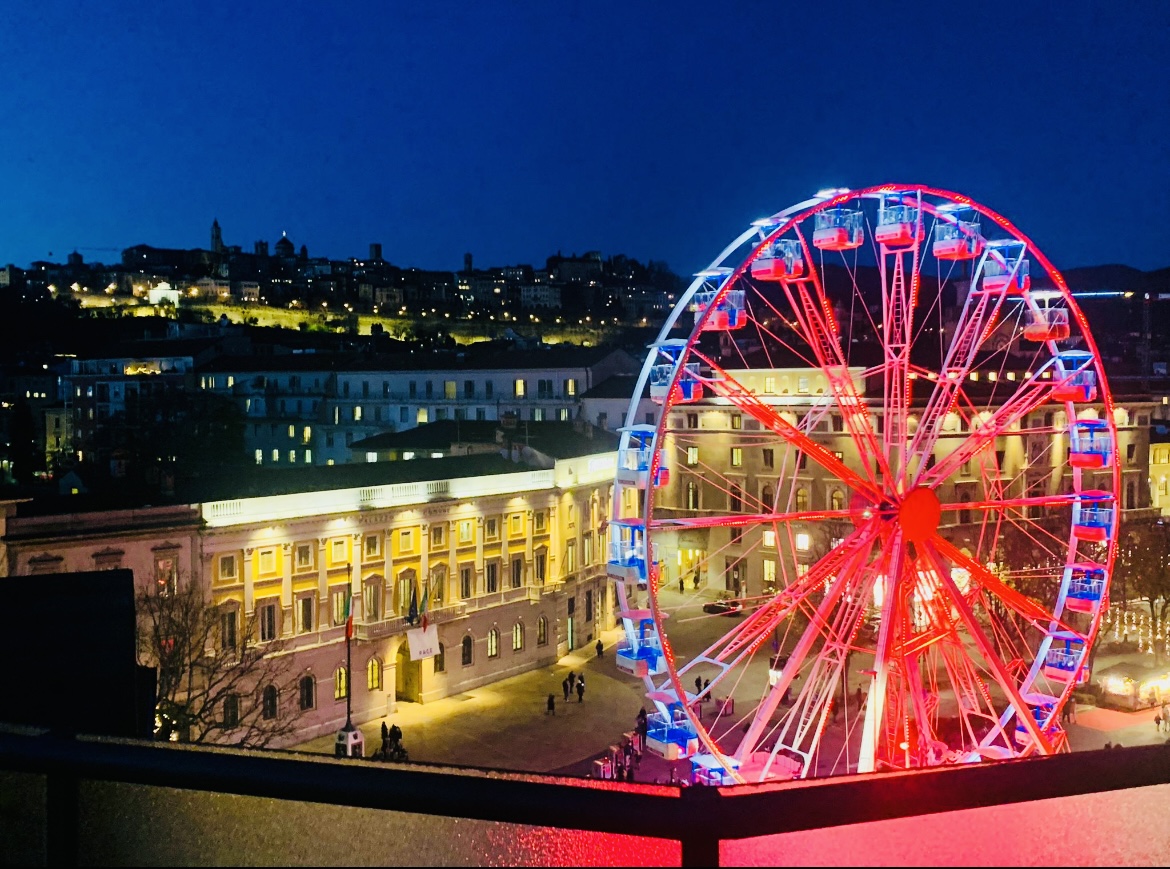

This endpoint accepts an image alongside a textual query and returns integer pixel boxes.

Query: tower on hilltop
[211,219,224,254]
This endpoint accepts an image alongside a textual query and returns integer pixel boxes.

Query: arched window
[686,481,699,510]
[488,627,500,658]
[537,615,548,646]
[830,489,845,511]
[261,684,279,720]
[512,622,524,651]
[729,484,742,512]
[761,485,774,511]
[298,675,315,710]
[334,666,348,701]
[795,488,809,512]
[367,656,382,691]
[461,635,473,666]
[435,643,446,673]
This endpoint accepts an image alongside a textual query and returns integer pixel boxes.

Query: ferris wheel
[608,184,1119,784]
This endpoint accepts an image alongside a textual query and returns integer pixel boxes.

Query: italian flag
[345,590,355,640]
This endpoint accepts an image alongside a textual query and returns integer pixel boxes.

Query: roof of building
[8,454,534,517]
[199,343,630,374]
[580,373,638,399]
[352,420,618,459]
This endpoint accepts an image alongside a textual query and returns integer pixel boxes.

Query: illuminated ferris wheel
[608,185,1119,784]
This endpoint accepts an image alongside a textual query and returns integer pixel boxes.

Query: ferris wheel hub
[899,486,941,544]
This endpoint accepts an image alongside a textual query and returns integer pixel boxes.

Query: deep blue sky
[3,1,1168,275]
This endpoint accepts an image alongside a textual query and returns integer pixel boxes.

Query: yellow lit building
[0,423,618,746]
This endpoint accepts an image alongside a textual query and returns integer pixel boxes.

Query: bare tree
[137,581,306,747]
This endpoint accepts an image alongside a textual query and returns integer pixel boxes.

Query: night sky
[3,1,1168,275]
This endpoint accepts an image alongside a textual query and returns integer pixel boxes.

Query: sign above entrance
[407,624,439,661]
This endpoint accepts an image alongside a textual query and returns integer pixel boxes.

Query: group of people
[546,670,587,714]
[376,721,406,762]
[1154,701,1169,732]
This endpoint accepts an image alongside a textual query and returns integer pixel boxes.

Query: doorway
[395,642,421,702]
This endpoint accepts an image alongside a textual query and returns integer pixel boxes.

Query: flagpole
[345,561,354,730]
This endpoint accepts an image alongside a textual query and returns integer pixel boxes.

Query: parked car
[702,595,744,616]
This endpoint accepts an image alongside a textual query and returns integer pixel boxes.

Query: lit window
[288,424,295,438]
[288,450,296,463]
[795,532,811,552]
[416,409,428,424]
[296,544,313,570]
[514,379,526,398]
[459,520,473,543]
[219,555,237,579]
[334,666,348,700]
[762,559,776,590]
[254,449,263,465]
[354,406,362,421]
[731,447,743,467]
[304,449,312,463]
[687,446,699,465]
[488,627,500,658]
[367,657,382,691]
[512,622,524,651]
[272,448,280,462]
[763,530,776,547]
[399,530,413,553]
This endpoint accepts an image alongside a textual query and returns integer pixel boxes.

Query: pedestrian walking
[596,638,604,658]
[547,693,556,715]
[694,675,702,696]
[576,677,586,703]
[1158,713,1164,734]
[679,576,685,594]
[854,686,863,712]
[703,678,710,696]
[562,677,571,702]
[568,670,576,690]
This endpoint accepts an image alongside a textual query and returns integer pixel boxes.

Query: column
[281,543,294,638]
[351,533,363,618]
[242,548,255,615]
[317,539,329,631]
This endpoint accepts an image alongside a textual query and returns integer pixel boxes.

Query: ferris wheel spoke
[929,534,1071,633]
[938,493,1082,515]
[918,538,1055,755]
[906,281,1017,477]
[876,209,924,485]
[777,232,892,485]
[918,369,1059,488]
[650,508,865,531]
[690,351,883,501]
[734,533,881,764]
[697,520,881,672]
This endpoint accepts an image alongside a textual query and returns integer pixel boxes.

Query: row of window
[215,516,551,581]
[208,375,580,402]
